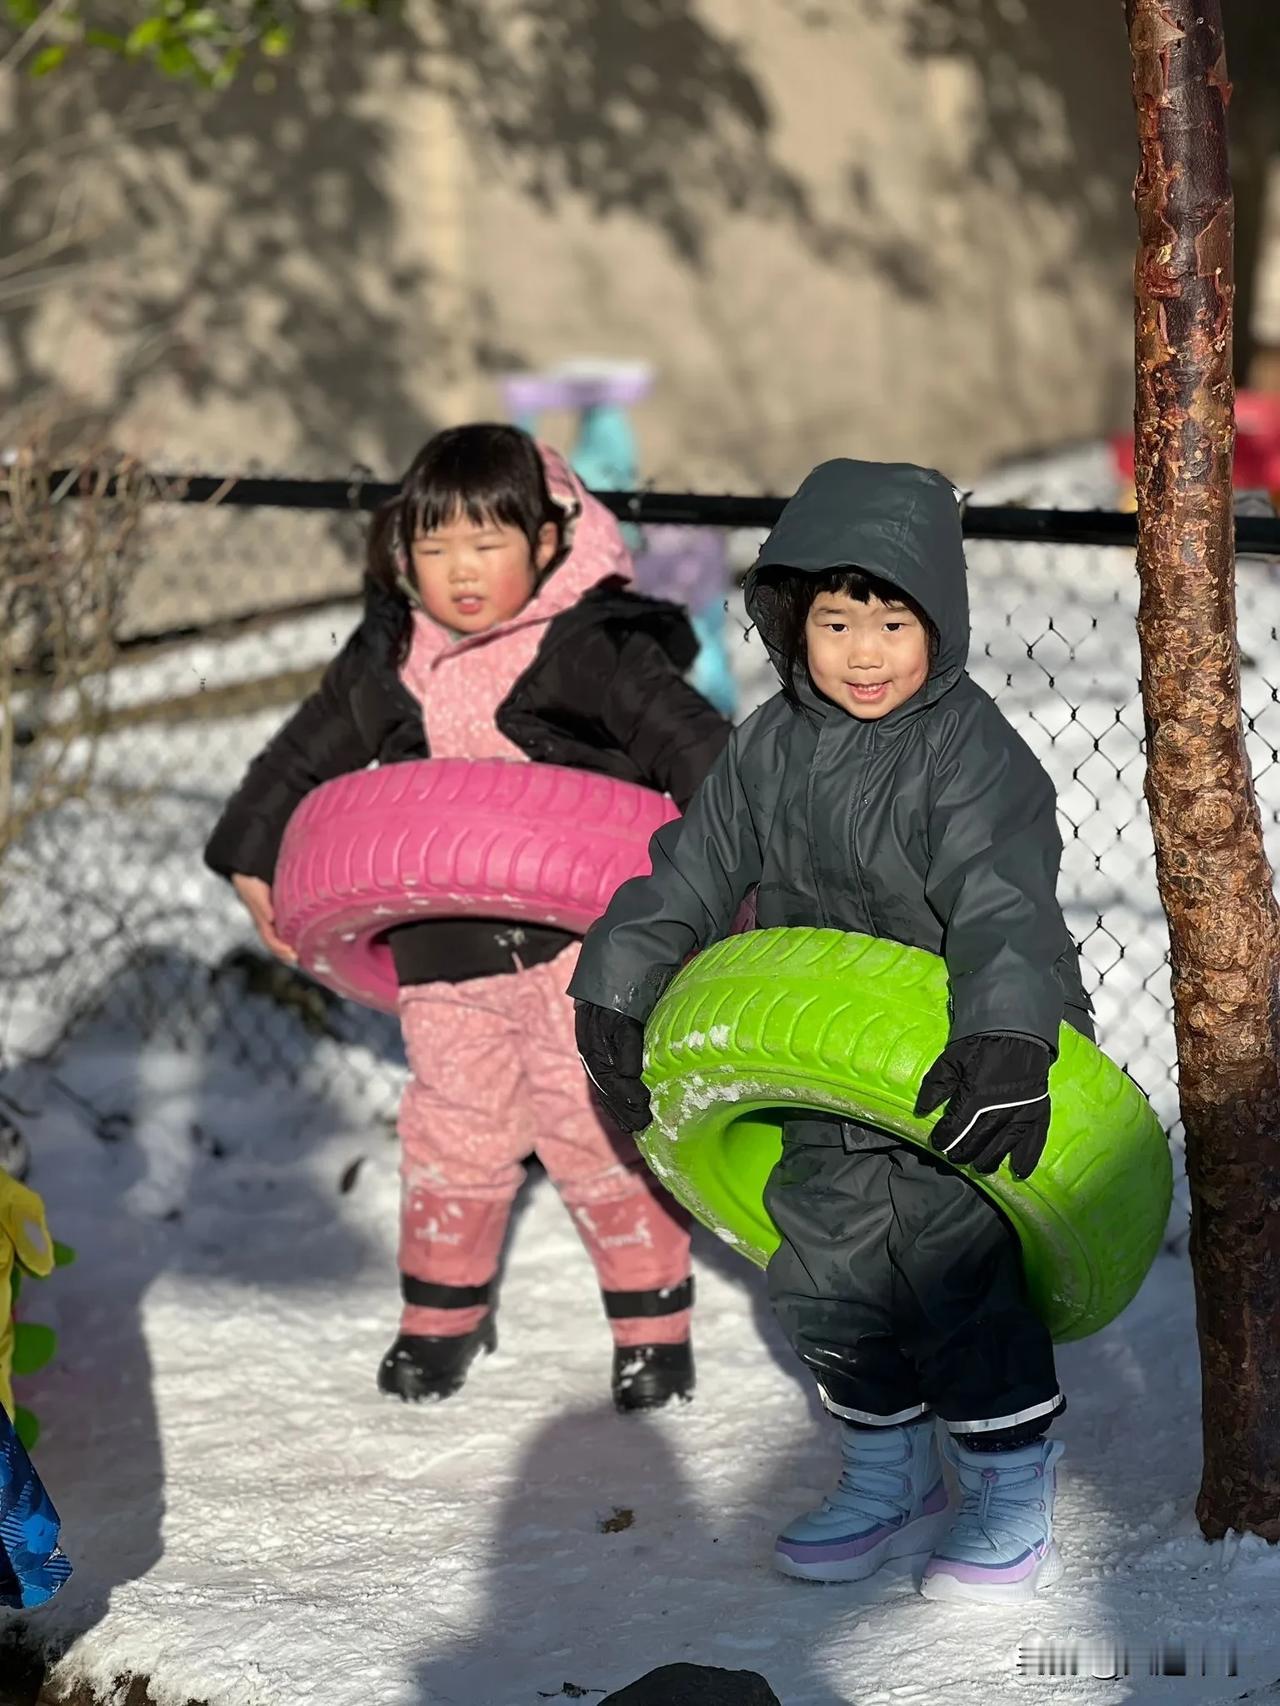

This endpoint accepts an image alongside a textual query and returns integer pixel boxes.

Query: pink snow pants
[396,945,693,1348]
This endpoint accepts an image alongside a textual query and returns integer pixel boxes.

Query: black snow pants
[764,1117,1063,1436]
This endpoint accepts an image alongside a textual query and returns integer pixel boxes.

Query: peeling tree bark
[1126,0,1280,1540]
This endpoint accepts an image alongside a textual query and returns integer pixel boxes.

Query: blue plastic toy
[501,362,737,717]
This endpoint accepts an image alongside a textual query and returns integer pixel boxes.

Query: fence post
[1126,0,1280,1538]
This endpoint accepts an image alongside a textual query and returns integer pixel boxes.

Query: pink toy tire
[272,760,679,1013]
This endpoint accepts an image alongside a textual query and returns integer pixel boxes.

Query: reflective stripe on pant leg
[939,1394,1065,1433]
[817,1388,932,1426]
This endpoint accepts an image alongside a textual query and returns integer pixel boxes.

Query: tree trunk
[1126,0,1280,1540]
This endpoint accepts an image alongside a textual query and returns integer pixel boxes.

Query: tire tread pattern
[272,760,677,1012]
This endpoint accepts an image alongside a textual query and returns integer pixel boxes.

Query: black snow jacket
[570,459,1091,1051]
[205,576,731,985]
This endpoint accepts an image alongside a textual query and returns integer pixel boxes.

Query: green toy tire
[641,929,1172,1342]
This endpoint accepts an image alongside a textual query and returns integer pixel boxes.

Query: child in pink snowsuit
[206,424,730,1409]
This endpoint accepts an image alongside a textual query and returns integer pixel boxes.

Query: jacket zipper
[846,723,878,930]
[802,717,829,927]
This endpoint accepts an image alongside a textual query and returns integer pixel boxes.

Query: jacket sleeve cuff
[964,1029,1058,1064]
[947,986,1063,1057]
[567,956,673,1024]
[203,816,284,884]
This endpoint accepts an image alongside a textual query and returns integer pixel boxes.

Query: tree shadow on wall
[886,0,1140,444]
[884,0,1280,397]
[430,0,1141,270]
[428,0,842,269]
[0,12,499,475]
[427,0,1146,472]
[14,0,1269,482]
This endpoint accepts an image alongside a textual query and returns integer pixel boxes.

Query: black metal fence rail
[8,460,1278,1134]
[49,467,1280,553]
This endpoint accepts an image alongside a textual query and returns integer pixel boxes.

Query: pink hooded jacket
[398,444,633,759]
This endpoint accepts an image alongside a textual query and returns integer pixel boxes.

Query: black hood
[745,459,969,713]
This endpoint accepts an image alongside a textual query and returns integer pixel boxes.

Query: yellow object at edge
[0,1173,54,1420]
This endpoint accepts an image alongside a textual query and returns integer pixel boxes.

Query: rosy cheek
[496,562,535,609]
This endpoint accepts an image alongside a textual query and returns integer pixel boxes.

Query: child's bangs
[406,487,526,542]
[400,423,554,545]
[818,567,888,604]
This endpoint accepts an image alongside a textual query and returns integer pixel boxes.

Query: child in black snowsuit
[572,458,1092,1604]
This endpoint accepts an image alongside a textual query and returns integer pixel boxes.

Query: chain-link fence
[4,482,1280,1142]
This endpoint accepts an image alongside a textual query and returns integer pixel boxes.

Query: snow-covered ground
[5,444,1280,1703]
[7,1036,1280,1706]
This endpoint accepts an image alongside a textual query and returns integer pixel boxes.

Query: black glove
[574,1001,651,1134]
[915,1034,1053,1179]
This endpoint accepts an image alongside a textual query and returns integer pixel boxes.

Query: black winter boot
[377,1318,497,1402]
[612,1341,695,1412]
